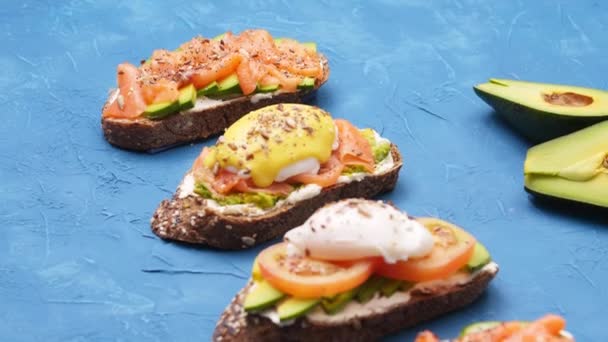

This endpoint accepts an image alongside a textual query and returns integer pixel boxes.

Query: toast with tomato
[101,29,329,151]
[151,104,402,249]
[415,314,574,341]
[213,199,498,341]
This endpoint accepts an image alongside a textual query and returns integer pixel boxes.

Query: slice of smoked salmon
[102,63,147,119]
[335,119,375,172]
[141,78,180,105]
[191,53,242,89]
[414,331,440,342]
[233,179,293,196]
[236,57,258,95]
[287,153,344,187]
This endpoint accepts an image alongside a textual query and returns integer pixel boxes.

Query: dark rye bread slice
[101,55,330,152]
[151,145,402,249]
[213,264,498,342]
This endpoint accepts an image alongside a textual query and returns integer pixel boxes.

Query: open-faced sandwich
[101,29,329,151]
[415,314,574,341]
[151,104,402,249]
[213,199,498,341]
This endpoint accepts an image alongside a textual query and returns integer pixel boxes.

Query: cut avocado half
[143,100,180,120]
[474,78,608,142]
[524,120,608,208]
[243,281,285,312]
[277,297,319,321]
[460,321,502,336]
[466,243,492,272]
[178,84,197,110]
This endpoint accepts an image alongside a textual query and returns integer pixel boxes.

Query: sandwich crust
[151,145,402,249]
[101,54,330,152]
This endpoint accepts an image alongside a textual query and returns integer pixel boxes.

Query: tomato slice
[257,242,375,298]
[375,217,476,282]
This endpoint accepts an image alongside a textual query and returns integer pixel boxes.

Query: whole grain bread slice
[101,55,329,152]
[213,264,498,342]
[151,145,402,249]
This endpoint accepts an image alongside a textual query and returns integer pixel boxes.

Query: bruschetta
[101,29,329,151]
[213,199,498,341]
[151,104,402,249]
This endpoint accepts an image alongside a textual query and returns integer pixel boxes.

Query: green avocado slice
[460,321,502,336]
[355,276,386,304]
[178,84,197,110]
[277,297,320,321]
[206,73,242,99]
[297,77,316,90]
[466,243,492,273]
[257,84,280,93]
[197,81,219,97]
[474,78,608,142]
[321,289,356,315]
[143,101,180,120]
[524,120,608,208]
[243,281,285,312]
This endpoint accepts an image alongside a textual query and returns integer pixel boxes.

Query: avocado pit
[542,92,593,107]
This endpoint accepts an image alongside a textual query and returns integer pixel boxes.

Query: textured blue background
[2,1,607,341]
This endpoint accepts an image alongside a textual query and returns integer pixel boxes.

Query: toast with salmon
[151,104,403,249]
[415,314,574,341]
[213,199,499,341]
[101,29,330,151]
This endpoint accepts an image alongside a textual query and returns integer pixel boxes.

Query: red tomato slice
[257,242,375,298]
[376,217,476,282]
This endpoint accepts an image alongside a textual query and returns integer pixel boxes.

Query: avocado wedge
[524,120,608,208]
[474,79,608,142]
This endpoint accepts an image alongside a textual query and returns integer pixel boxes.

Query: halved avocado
[474,79,608,142]
[143,101,180,120]
[277,297,319,321]
[243,281,285,312]
[178,84,197,110]
[524,120,608,208]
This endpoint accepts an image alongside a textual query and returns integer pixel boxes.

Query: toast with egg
[101,29,329,151]
[151,104,403,249]
[212,199,499,341]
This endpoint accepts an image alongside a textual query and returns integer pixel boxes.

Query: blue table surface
[2,1,608,341]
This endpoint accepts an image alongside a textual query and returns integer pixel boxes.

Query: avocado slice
[460,321,502,336]
[277,297,320,321]
[197,81,219,97]
[355,276,386,304]
[380,279,406,297]
[524,120,608,208]
[178,84,197,110]
[243,280,285,312]
[297,77,316,91]
[257,84,280,93]
[321,289,356,315]
[474,78,608,142]
[143,100,180,120]
[207,73,242,99]
[466,243,492,273]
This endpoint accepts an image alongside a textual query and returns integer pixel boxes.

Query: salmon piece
[102,63,147,119]
[191,53,242,89]
[267,64,301,92]
[288,154,344,187]
[335,119,375,172]
[233,179,293,196]
[457,315,568,342]
[236,57,258,95]
[414,331,440,342]
[141,78,180,104]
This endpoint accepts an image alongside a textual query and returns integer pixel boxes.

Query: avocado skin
[474,86,606,143]
[524,185,608,210]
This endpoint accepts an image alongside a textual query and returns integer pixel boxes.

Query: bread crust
[212,265,498,341]
[150,145,403,249]
[101,55,329,152]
